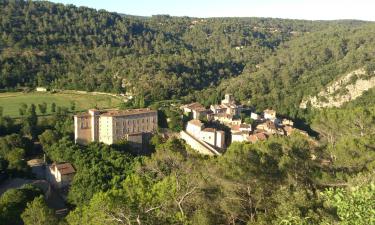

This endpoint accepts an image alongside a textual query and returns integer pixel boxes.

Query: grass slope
[0,91,122,117]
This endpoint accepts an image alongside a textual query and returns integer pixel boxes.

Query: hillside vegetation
[0,1,374,225]
[1,0,372,109]
[300,68,375,108]
[197,23,375,118]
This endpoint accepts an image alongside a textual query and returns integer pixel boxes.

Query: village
[72,93,308,158]
[179,94,308,155]
[0,93,308,214]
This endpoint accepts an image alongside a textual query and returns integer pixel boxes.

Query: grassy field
[0,91,123,117]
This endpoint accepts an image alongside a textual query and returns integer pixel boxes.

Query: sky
[50,0,375,21]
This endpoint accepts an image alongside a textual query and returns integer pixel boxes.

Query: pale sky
[50,0,375,21]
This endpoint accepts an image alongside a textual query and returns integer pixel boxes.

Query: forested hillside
[1,0,371,107]
[199,22,375,119]
[0,1,375,225]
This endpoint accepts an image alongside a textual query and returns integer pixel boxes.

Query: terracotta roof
[217,130,225,135]
[51,163,75,175]
[203,128,215,133]
[248,132,267,143]
[255,132,267,140]
[266,120,276,130]
[188,119,203,127]
[75,112,90,118]
[101,108,156,117]
[231,125,240,131]
[214,113,232,118]
[183,102,206,111]
[240,124,251,129]
[264,109,276,114]
[211,104,226,110]
[283,125,294,133]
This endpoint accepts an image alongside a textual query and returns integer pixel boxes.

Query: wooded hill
[1,0,374,114]
[0,1,375,225]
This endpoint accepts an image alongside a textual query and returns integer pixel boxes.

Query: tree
[22,104,38,139]
[5,148,27,172]
[21,196,58,225]
[19,103,28,116]
[321,182,375,225]
[0,184,43,225]
[51,103,56,113]
[38,102,47,115]
[70,101,76,111]
[38,130,59,148]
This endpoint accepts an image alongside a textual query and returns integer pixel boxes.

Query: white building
[263,109,276,121]
[74,108,158,145]
[36,87,48,92]
[47,163,75,188]
[181,102,209,120]
[250,112,261,120]
[199,128,225,149]
[185,120,225,149]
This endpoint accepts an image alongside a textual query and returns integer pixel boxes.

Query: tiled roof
[101,108,156,117]
[51,163,75,175]
[188,119,203,127]
[203,128,216,133]
[240,124,251,129]
[183,102,206,111]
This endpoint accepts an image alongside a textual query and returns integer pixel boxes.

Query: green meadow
[0,91,122,117]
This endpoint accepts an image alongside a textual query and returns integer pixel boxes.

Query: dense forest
[0,0,374,225]
[2,0,374,108]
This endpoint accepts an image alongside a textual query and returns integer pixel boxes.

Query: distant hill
[197,22,375,118]
[0,0,374,116]
[300,68,375,108]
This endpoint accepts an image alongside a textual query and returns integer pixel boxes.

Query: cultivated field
[0,91,123,117]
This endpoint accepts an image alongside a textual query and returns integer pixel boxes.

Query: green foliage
[321,182,375,225]
[0,184,43,225]
[21,196,58,225]
[0,134,31,174]
[0,0,352,104]
[22,104,38,139]
[37,102,47,115]
[38,129,59,148]
[44,138,134,206]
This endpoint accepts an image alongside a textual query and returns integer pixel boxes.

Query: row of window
[114,117,156,127]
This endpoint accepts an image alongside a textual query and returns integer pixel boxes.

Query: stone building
[180,120,225,155]
[74,108,158,145]
[181,102,210,120]
[47,162,75,188]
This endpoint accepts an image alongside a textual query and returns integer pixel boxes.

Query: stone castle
[74,108,158,146]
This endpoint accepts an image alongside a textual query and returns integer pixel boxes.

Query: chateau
[74,108,158,145]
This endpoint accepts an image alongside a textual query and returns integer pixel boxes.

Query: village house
[47,162,75,188]
[231,131,250,143]
[231,131,268,144]
[256,120,284,135]
[250,112,261,121]
[74,108,158,146]
[185,120,225,149]
[248,132,268,143]
[283,125,295,136]
[213,113,242,126]
[210,94,243,117]
[263,109,277,121]
[180,120,225,155]
[181,102,209,120]
[282,119,294,126]
[199,128,225,149]
[36,87,48,92]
